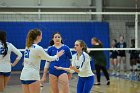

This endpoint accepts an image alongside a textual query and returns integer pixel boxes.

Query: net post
[135,12,138,48]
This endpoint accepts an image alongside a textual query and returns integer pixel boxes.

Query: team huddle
[0,29,110,93]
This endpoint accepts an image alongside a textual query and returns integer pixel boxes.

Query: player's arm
[10,43,22,67]
[54,66,75,73]
[54,57,75,73]
[41,62,50,83]
[68,59,73,80]
[38,47,64,61]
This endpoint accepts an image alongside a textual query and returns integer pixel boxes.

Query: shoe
[94,82,101,85]
[106,81,110,85]
[116,72,120,77]
[40,83,43,87]
[111,72,115,76]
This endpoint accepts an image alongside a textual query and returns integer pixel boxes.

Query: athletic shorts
[21,80,37,84]
[49,70,67,77]
[0,72,11,77]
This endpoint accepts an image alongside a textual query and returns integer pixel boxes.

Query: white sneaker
[124,73,128,76]
[111,72,115,76]
[116,72,120,76]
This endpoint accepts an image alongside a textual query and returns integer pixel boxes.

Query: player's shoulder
[0,42,11,46]
[6,42,13,47]
[72,53,77,57]
[47,45,55,51]
[62,44,70,50]
[63,44,70,48]
[83,52,89,57]
[6,42,10,44]
[32,44,43,50]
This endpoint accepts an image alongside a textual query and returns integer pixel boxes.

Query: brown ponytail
[26,28,41,48]
[92,37,103,46]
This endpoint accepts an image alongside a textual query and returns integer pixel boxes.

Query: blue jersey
[48,44,72,72]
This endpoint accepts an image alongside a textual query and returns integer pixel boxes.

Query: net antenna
[135,0,138,48]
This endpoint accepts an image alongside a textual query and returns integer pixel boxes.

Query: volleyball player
[20,29,64,93]
[0,31,22,92]
[41,32,72,93]
[89,37,110,85]
[55,40,94,93]
[116,35,127,75]
[110,39,118,75]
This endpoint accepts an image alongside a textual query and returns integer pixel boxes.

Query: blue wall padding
[0,22,110,71]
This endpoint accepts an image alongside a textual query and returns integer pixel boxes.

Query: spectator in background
[110,39,118,75]
[116,35,127,75]
[89,37,110,85]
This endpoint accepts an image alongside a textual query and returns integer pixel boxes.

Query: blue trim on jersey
[81,52,85,68]
[75,52,86,69]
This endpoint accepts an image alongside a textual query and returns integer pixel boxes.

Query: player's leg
[77,77,84,93]
[29,81,40,93]
[49,74,59,93]
[4,76,10,88]
[101,66,110,85]
[114,58,118,74]
[94,65,101,85]
[58,73,69,93]
[22,84,30,93]
[122,56,127,72]
[117,56,121,71]
[82,76,94,93]
[0,75,4,92]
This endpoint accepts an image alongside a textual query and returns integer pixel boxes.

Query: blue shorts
[21,80,37,84]
[49,70,67,77]
[0,72,11,77]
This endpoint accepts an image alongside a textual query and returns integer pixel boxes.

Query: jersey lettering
[24,49,30,58]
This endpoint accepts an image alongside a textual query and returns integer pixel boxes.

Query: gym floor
[3,71,140,93]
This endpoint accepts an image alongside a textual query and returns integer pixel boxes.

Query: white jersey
[71,52,94,77]
[20,44,58,80]
[0,42,22,72]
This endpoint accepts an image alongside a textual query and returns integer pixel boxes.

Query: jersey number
[24,49,30,58]
[0,47,5,55]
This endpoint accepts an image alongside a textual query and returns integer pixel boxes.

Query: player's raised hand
[56,50,65,57]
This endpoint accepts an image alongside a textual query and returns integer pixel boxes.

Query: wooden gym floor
[2,71,140,93]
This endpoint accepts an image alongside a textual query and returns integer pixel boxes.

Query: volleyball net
[0,12,139,49]
[0,12,140,72]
